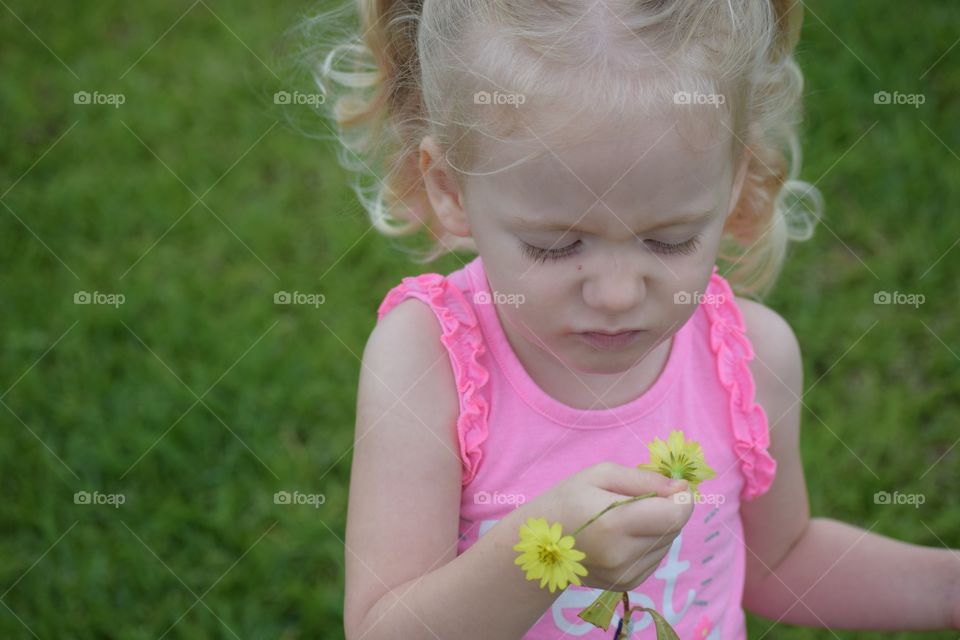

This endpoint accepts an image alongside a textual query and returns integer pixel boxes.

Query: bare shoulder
[344,297,463,638]
[359,297,461,437]
[734,296,811,609]
[358,297,462,470]
[364,296,463,392]
[735,296,803,393]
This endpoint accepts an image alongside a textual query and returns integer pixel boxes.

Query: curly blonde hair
[299,0,822,298]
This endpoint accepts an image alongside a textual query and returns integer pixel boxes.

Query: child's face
[424,112,747,376]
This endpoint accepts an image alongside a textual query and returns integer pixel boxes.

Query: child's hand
[532,462,694,592]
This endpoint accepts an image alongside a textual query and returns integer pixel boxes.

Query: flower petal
[549,522,562,540]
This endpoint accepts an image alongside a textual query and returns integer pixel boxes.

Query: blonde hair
[300,0,822,298]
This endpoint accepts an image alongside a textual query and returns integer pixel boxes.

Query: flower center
[538,542,561,566]
[667,451,694,479]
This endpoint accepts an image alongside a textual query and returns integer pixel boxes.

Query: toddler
[308,1,960,637]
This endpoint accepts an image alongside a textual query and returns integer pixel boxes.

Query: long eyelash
[647,235,701,256]
[519,240,581,263]
[519,234,701,263]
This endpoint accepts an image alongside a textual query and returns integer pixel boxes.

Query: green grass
[1,1,958,638]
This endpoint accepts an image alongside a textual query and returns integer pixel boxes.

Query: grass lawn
[2,1,957,638]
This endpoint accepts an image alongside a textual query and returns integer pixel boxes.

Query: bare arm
[344,299,561,640]
[352,502,563,640]
[745,517,959,630]
[737,298,960,630]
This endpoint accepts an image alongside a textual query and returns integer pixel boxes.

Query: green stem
[572,491,667,634]
[571,491,658,537]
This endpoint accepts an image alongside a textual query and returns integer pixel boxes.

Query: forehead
[468,109,735,216]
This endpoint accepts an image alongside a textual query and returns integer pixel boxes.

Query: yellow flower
[513,517,588,593]
[637,430,716,500]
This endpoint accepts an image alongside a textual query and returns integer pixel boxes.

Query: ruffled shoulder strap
[376,272,490,486]
[701,266,777,501]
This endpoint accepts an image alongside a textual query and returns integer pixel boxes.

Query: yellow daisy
[513,517,588,593]
[637,430,716,500]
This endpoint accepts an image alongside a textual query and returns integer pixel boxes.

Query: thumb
[661,476,688,496]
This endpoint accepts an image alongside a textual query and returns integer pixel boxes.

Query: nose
[581,250,646,314]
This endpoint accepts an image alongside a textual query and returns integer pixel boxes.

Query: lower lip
[578,330,644,350]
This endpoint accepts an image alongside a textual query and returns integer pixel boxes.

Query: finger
[617,533,676,569]
[613,494,694,538]
[596,463,687,498]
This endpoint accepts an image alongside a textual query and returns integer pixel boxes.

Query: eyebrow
[507,209,715,233]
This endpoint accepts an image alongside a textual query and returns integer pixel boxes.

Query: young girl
[311,1,960,638]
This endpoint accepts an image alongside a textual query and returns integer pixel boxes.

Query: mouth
[576,330,644,350]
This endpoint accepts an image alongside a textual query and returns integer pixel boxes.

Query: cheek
[506,276,568,323]
[497,299,548,344]
[483,263,554,314]
[650,269,709,312]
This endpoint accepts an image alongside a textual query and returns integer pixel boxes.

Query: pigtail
[312,0,463,260]
[353,1,422,130]
[719,0,821,299]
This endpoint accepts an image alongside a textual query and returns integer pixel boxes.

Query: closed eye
[519,240,581,264]
[645,235,701,256]
[519,235,701,263]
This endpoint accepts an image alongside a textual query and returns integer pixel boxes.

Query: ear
[726,147,751,216]
[419,135,471,237]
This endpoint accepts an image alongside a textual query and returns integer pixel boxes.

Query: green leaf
[641,606,681,640]
[576,589,622,631]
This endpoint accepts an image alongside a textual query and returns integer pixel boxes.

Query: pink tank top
[376,255,777,639]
